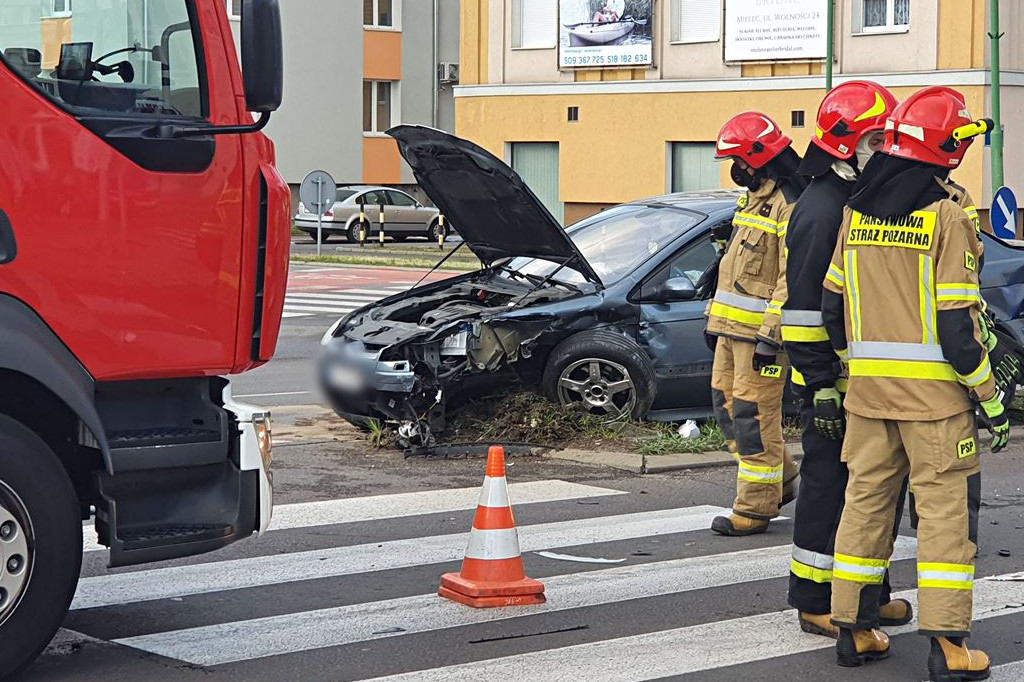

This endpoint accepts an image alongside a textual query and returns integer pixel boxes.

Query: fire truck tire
[0,415,82,680]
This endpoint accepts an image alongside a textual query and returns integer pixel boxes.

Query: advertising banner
[724,0,828,62]
[559,0,653,69]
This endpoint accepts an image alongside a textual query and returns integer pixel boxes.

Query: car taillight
[324,210,334,217]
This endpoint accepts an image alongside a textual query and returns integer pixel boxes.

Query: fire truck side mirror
[241,0,283,113]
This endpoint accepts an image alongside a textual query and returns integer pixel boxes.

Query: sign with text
[559,0,653,69]
[724,0,828,62]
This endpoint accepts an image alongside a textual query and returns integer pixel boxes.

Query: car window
[502,204,702,286]
[641,236,719,300]
[0,0,206,119]
[336,189,358,202]
[386,191,417,207]
[359,190,389,206]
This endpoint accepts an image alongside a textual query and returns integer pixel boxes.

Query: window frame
[362,80,399,136]
[670,0,722,46]
[854,0,910,35]
[636,226,719,303]
[511,0,557,50]
[364,0,401,30]
[48,0,73,18]
[225,0,241,20]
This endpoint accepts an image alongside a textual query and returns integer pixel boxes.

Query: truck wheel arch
[0,295,111,472]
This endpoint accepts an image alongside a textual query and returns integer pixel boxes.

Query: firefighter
[821,86,1007,680]
[706,111,807,536]
[781,80,915,638]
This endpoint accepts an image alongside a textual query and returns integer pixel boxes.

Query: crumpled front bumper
[320,336,417,395]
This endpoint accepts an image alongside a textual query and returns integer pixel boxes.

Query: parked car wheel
[346,220,369,244]
[542,330,656,421]
[0,415,82,680]
[312,229,332,243]
[428,220,447,243]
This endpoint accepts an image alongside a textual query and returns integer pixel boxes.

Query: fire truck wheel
[0,415,82,680]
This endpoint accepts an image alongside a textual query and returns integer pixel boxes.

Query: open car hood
[387,125,602,286]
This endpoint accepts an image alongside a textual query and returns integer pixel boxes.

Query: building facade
[227,0,460,194]
[458,0,1023,228]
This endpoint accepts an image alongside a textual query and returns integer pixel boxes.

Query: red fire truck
[0,0,288,674]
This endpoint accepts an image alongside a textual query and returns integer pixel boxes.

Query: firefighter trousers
[831,410,981,635]
[710,336,797,520]
[787,398,904,615]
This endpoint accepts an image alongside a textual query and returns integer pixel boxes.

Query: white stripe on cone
[464,528,522,561]
[477,476,512,509]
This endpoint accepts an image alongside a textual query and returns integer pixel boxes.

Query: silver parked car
[295,185,445,243]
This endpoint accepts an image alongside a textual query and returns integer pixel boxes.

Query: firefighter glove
[812,386,845,440]
[752,340,778,372]
[980,314,997,352]
[979,392,1010,453]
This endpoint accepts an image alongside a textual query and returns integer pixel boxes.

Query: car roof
[626,189,742,214]
[338,185,403,194]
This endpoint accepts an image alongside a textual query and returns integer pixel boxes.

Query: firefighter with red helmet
[781,81,914,637]
[821,86,1005,680]
[706,112,807,536]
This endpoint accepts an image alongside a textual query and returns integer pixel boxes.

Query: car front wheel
[542,330,656,421]
[0,415,82,679]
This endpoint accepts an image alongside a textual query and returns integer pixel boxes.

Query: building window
[225,0,240,19]
[511,0,556,49]
[858,0,909,32]
[363,81,396,133]
[364,0,398,28]
[567,106,579,122]
[670,143,717,193]
[50,0,72,16]
[511,143,563,225]
[791,110,805,128]
[671,0,721,44]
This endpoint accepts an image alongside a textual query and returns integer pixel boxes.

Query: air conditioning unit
[438,62,460,85]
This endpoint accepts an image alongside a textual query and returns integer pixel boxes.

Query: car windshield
[501,204,703,286]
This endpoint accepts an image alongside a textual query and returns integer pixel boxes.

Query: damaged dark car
[319,126,1024,441]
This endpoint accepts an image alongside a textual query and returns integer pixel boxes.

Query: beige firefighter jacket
[706,178,794,345]
[823,198,996,421]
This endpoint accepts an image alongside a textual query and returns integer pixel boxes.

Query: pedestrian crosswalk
[282,284,414,319]
[56,480,1024,681]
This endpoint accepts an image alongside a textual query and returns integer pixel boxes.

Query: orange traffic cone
[439,446,546,608]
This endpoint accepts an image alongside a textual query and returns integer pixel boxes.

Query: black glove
[989,329,1024,408]
[704,331,718,352]
[812,386,845,440]
[752,340,779,372]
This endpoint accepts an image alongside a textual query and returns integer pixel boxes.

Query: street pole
[825,0,834,91]
[990,0,1004,191]
[316,178,323,257]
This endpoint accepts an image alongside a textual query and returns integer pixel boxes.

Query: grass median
[291,244,482,272]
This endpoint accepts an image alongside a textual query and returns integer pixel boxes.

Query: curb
[545,442,806,475]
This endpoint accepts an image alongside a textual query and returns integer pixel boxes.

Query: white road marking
[282,312,312,318]
[72,506,729,610]
[286,292,394,301]
[81,480,625,554]
[359,579,1024,682]
[113,537,917,665]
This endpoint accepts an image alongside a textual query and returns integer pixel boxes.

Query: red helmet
[884,86,980,168]
[812,80,897,159]
[715,112,792,169]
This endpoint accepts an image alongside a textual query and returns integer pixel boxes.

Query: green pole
[825,0,834,91]
[990,0,1004,190]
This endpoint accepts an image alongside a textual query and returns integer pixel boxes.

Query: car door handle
[0,209,16,265]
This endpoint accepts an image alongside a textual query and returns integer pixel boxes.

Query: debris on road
[468,625,589,644]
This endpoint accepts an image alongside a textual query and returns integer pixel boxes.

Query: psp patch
[965,251,977,272]
[760,365,783,379]
[957,437,977,459]
[848,210,937,250]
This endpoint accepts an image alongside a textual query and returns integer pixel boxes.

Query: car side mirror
[653,277,697,302]
[241,0,283,113]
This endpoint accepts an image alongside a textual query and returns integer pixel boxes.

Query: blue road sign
[991,186,1018,240]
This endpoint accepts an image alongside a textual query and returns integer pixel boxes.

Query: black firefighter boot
[927,637,990,682]
[836,627,890,667]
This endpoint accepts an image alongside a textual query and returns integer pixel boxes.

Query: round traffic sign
[299,170,337,217]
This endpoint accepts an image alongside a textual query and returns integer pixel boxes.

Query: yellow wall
[459,0,489,85]
[456,85,987,208]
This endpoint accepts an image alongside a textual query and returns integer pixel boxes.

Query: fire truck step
[119,523,235,551]
[108,427,221,448]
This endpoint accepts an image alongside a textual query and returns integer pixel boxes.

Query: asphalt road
[19,262,1024,681]
[21,432,1024,682]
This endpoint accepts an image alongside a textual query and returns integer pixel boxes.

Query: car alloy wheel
[429,221,447,242]
[0,481,33,628]
[556,358,636,420]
